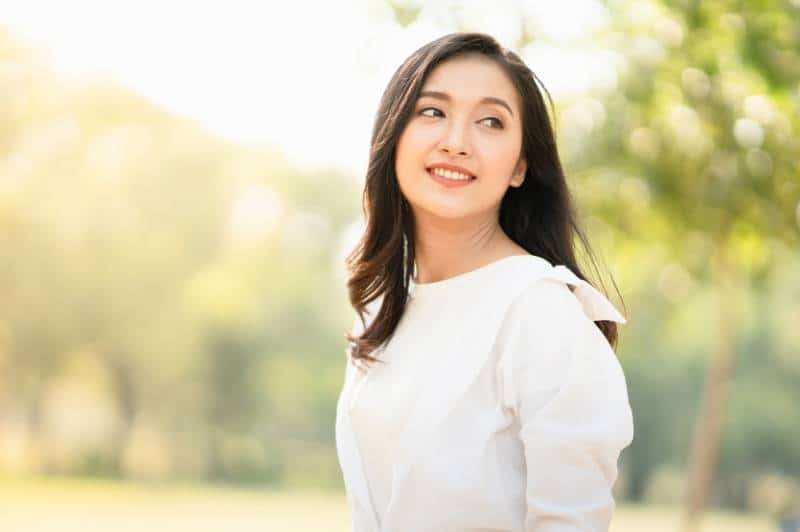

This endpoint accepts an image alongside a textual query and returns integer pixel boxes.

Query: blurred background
[0,0,798,531]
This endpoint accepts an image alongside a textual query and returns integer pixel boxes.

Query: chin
[419,202,481,220]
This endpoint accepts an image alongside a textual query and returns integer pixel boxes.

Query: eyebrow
[418,90,515,117]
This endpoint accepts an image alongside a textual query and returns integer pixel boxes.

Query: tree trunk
[682,238,737,532]
[105,350,138,476]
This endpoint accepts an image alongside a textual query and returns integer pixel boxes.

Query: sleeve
[497,278,634,532]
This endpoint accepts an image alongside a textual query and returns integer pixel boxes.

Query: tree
[586,1,799,528]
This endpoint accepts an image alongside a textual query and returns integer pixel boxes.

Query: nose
[438,119,471,157]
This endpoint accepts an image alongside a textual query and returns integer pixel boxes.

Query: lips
[425,163,477,179]
[426,167,476,188]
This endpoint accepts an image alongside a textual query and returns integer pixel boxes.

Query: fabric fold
[549,265,627,324]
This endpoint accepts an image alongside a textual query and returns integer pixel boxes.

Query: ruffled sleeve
[496,277,634,532]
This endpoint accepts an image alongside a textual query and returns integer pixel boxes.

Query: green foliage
[0,0,797,512]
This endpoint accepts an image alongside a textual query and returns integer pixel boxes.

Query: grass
[0,475,776,531]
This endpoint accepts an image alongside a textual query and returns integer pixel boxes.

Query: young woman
[336,32,633,532]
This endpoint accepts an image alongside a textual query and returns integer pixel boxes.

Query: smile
[427,168,477,188]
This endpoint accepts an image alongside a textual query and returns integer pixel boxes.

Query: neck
[412,210,521,284]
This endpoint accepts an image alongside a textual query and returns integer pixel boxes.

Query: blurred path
[0,476,774,532]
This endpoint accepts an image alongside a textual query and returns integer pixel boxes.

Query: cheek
[395,127,427,179]
[394,133,414,197]
[397,125,425,158]
[485,140,522,180]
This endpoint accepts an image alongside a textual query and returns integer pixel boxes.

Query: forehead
[420,53,519,109]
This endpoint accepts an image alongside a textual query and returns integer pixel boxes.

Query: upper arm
[496,278,634,531]
[496,278,584,413]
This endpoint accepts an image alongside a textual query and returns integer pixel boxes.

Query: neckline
[409,254,539,294]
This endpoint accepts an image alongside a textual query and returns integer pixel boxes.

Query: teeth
[430,168,473,181]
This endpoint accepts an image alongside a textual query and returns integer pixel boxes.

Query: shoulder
[503,276,590,334]
[495,274,624,412]
[493,277,587,365]
[494,275,606,377]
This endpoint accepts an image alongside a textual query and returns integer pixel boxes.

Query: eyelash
[418,107,504,129]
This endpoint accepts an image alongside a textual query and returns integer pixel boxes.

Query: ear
[510,158,527,188]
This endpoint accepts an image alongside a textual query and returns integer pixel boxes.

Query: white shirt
[336,254,634,532]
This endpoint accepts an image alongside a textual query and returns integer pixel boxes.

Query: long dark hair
[344,31,625,369]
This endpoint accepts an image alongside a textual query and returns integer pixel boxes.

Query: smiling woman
[337,32,632,532]
[396,53,527,223]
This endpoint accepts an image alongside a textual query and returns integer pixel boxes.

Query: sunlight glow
[229,183,283,245]
[1,0,608,177]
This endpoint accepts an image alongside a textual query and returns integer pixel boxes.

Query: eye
[417,106,504,129]
[480,116,504,129]
[419,107,444,118]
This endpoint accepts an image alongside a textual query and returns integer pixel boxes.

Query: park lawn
[0,475,775,532]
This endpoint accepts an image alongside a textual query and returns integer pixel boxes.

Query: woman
[337,32,633,532]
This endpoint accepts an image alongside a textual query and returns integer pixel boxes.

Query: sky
[0,0,615,178]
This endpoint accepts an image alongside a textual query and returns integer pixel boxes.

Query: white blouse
[336,254,634,532]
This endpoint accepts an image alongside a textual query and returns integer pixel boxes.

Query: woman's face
[395,53,526,222]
